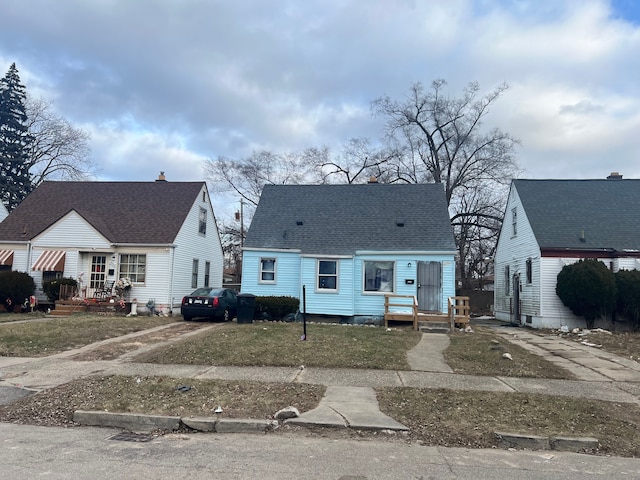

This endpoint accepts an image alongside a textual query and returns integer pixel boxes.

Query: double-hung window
[317,260,337,291]
[260,258,276,283]
[363,260,394,292]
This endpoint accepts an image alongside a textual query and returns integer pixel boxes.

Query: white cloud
[1,0,640,185]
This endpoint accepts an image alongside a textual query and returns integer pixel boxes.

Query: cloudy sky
[2,0,639,215]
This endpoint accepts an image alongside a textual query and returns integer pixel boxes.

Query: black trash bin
[236,293,256,324]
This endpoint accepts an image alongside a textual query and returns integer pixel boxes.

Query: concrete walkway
[1,320,640,432]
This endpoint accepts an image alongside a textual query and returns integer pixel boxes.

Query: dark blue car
[181,287,237,322]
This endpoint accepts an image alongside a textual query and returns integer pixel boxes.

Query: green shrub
[42,277,78,302]
[615,269,640,331]
[255,296,300,320]
[0,271,35,312]
[556,259,616,329]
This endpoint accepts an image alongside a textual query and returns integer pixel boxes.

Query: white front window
[120,254,146,283]
[363,260,394,293]
[317,260,338,291]
[260,258,276,283]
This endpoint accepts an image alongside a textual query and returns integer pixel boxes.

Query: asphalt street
[1,423,639,480]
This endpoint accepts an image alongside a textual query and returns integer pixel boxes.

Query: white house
[0,173,224,313]
[241,182,457,322]
[494,174,640,329]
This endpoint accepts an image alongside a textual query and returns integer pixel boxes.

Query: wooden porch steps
[50,302,88,317]
[384,294,471,332]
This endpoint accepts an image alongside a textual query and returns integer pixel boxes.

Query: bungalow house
[0,173,223,312]
[493,175,640,329]
[240,182,456,322]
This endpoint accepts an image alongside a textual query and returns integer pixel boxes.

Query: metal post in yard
[302,285,307,340]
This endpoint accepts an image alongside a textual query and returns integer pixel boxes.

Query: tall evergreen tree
[0,63,33,211]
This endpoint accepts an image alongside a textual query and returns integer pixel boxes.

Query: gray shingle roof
[244,183,456,255]
[513,179,640,252]
[0,181,206,244]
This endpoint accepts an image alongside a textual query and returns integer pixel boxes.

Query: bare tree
[25,97,96,185]
[314,137,398,184]
[373,80,520,287]
[205,149,323,206]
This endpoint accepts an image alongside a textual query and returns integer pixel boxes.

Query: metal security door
[417,261,442,312]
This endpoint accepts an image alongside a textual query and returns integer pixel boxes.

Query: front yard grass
[133,322,422,370]
[444,327,577,379]
[0,315,175,356]
[377,388,640,457]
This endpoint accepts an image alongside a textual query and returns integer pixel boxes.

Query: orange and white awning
[32,250,66,271]
[0,250,13,266]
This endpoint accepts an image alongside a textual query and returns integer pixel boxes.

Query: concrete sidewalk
[1,321,639,433]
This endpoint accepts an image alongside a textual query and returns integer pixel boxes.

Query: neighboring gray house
[494,175,640,329]
[241,182,456,321]
[0,174,224,312]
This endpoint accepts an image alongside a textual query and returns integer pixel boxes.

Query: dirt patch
[71,322,211,361]
[0,375,325,426]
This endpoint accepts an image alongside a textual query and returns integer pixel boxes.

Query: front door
[512,273,521,325]
[417,261,442,312]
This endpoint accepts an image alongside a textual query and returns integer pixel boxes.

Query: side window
[192,259,199,288]
[526,258,532,284]
[511,207,517,236]
[260,258,276,283]
[505,265,510,295]
[317,260,338,291]
[199,208,207,235]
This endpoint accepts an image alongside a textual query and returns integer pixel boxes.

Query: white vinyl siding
[494,185,541,324]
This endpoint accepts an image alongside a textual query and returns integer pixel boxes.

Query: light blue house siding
[353,253,455,316]
[241,249,300,297]
[242,249,455,317]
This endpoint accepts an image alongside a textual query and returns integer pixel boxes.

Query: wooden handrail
[384,293,418,330]
[448,296,471,331]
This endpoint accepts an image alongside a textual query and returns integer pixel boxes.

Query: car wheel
[223,308,230,322]
[183,315,193,322]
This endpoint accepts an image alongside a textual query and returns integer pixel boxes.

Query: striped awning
[32,250,66,271]
[0,250,13,266]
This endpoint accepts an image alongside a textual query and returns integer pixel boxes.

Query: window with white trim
[260,258,276,283]
[199,207,207,235]
[204,261,210,287]
[511,207,517,236]
[119,254,146,283]
[505,265,510,295]
[364,260,394,292]
[317,260,337,291]
[192,259,199,288]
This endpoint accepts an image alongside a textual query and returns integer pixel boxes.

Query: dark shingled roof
[0,181,206,244]
[244,183,456,255]
[513,179,640,252]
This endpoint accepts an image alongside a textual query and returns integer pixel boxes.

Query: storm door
[417,261,442,312]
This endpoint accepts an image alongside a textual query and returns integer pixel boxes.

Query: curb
[495,431,599,452]
[73,410,278,433]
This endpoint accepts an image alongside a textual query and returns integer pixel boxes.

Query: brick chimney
[156,171,167,182]
[368,176,378,184]
[607,172,623,180]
